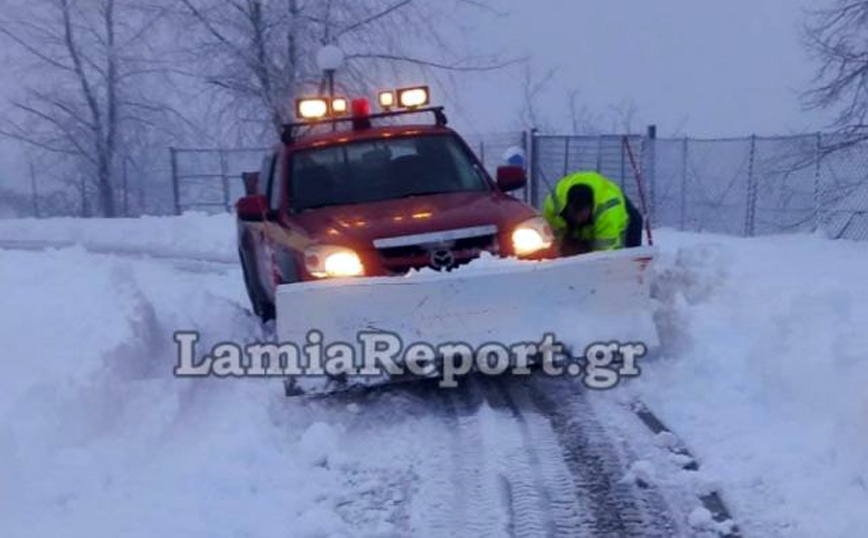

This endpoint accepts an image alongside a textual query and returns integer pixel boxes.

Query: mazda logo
[429,248,456,270]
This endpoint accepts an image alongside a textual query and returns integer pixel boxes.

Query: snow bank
[635,229,868,538]
[4,215,868,536]
[0,212,236,262]
[0,248,350,538]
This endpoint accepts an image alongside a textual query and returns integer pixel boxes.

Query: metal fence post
[519,130,528,203]
[122,157,129,217]
[29,161,40,218]
[619,138,626,190]
[530,129,541,208]
[595,135,603,173]
[170,147,181,216]
[681,137,689,230]
[646,125,657,222]
[479,141,486,168]
[744,135,758,237]
[813,132,823,233]
[80,175,90,218]
[219,149,231,213]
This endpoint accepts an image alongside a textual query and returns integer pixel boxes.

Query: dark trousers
[624,196,643,248]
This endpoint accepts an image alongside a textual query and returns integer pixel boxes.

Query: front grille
[378,233,496,260]
[376,232,499,274]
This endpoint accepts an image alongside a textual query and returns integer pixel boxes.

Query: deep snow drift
[0,213,237,261]
[631,230,868,538]
[0,247,354,537]
[0,215,866,537]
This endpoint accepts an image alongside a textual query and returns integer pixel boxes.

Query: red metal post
[623,136,654,246]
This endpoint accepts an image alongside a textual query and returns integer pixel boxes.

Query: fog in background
[0,0,830,199]
[453,0,826,136]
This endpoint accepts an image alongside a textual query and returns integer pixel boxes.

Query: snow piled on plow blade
[276,247,658,361]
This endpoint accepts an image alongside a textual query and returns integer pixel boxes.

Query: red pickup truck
[236,94,556,321]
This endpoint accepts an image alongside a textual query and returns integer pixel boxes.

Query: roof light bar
[378,90,395,110]
[296,98,329,120]
[331,97,349,116]
[281,106,449,143]
[397,86,430,109]
[295,97,351,120]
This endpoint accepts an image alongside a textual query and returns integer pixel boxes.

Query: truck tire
[238,249,275,322]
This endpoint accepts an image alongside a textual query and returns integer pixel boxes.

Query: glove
[560,233,592,256]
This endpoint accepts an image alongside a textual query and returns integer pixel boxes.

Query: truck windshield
[289,134,489,211]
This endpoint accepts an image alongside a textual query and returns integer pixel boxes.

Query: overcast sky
[0,0,832,189]
[452,0,829,137]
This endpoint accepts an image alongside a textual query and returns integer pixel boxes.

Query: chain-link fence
[170,147,267,214]
[169,130,868,242]
[461,131,529,202]
[529,133,645,209]
[530,131,868,241]
[169,131,528,212]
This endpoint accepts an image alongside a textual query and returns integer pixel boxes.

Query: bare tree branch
[804,0,868,149]
[346,52,524,72]
[0,26,73,72]
[170,0,517,138]
[334,0,412,39]
[518,63,557,130]
[0,0,185,217]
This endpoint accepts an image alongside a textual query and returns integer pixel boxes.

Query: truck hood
[293,191,537,247]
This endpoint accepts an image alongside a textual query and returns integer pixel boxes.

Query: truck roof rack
[281,106,448,144]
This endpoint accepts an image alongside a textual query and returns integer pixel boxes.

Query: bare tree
[516,66,644,136]
[172,0,516,139]
[0,0,173,217]
[568,90,605,136]
[517,63,557,131]
[804,1,868,149]
[607,99,639,134]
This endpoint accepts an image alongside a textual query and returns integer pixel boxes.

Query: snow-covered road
[0,242,718,537]
[307,373,693,537]
[2,215,867,537]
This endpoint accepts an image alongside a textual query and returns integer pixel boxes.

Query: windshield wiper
[296,203,342,212]
[396,189,460,199]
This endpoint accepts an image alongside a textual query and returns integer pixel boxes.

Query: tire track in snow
[337,374,684,537]
[444,377,513,536]
[478,377,578,537]
[406,382,481,537]
[494,376,614,537]
[525,375,679,537]
[313,381,461,537]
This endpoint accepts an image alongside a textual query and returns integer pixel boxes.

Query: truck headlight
[512,217,554,256]
[305,246,365,278]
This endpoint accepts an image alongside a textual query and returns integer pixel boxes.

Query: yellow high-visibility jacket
[542,171,629,251]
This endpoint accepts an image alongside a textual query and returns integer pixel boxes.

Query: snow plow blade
[276,247,657,392]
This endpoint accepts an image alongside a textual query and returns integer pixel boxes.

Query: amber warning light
[377,86,430,111]
[296,97,351,120]
[397,86,430,109]
[295,86,431,119]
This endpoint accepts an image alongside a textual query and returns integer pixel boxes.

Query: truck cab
[236,90,556,320]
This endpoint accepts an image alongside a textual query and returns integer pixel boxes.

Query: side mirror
[242,171,260,195]
[236,194,269,222]
[496,166,527,192]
